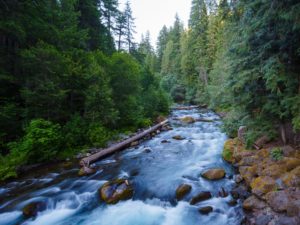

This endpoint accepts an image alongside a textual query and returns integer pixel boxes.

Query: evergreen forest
[0,0,299,181]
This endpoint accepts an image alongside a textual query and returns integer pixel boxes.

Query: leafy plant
[271,147,283,161]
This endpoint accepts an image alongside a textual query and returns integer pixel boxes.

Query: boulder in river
[78,166,96,176]
[201,168,226,180]
[22,201,47,218]
[198,206,213,215]
[190,191,212,205]
[180,116,196,124]
[176,184,192,200]
[99,179,134,204]
[172,135,185,140]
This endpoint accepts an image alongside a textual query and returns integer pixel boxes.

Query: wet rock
[161,140,170,144]
[78,166,96,176]
[198,206,213,215]
[172,135,185,140]
[218,187,228,198]
[130,141,139,147]
[190,191,212,205]
[243,195,267,211]
[227,199,238,206]
[99,179,134,204]
[250,176,277,197]
[176,184,192,200]
[22,201,47,218]
[129,169,139,177]
[230,184,250,200]
[180,116,196,124]
[201,168,226,180]
[265,191,289,212]
[143,148,152,153]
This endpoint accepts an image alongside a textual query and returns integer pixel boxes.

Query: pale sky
[119,0,191,47]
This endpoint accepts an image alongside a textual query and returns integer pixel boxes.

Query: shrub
[87,123,112,148]
[10,119,62,164]
[271,147,283,161]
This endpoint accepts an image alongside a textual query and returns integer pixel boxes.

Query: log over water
[80,120,169,166]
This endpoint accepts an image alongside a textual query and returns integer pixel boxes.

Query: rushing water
[0,107,244,225]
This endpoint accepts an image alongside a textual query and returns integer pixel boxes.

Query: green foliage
[222,148,232,162]
[10,119,62,164]
[87,123,112,148]
[271,147,283,161]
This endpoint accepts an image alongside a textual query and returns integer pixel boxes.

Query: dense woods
[0,0,169,180]
[0,0,299,181]
[156,0,300,147]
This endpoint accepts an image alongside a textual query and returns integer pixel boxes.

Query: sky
[118,0,191,47]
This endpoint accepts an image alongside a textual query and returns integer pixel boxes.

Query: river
[0,107,244,225]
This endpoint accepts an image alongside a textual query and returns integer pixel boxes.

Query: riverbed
[0,107,244,225]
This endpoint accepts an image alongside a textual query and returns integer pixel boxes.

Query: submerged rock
[201,168,226,180]
[99,179,134,204]
[22,201,47,218]
[172,135,185,140]
[176,184,192,200]
[190,191,212,205]
[198,206,213,215]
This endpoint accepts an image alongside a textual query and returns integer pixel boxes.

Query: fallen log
[172,106,199,110]
[80,120,169,166]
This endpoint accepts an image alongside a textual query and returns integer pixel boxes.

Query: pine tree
[124,1,136,52]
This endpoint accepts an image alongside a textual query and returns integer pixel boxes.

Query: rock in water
[201,168,226,180]
[176,184,192,200]
[22,201,47,218]
[180,116,196,124]
[172,135,185,140]
[99,179,134,204]
[190,192,212,205]
[78,166,96,176]
[198,206,213,214]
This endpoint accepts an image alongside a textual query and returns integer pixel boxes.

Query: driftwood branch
[80,120,169,166]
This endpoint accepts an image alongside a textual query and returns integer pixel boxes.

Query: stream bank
[223,137,300,225]
[0,107,244,225]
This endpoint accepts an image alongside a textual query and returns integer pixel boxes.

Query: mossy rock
[223,139,235,163]
[201,168,226,180]
[180,116,196,124]
[250,176,277,197]
[99,179,134,204]
[176,184,192,200]
[78,166,96,176]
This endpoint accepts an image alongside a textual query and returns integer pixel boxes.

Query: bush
[10,119,62,164]
[87,123,112,148]
[271,147,283,161]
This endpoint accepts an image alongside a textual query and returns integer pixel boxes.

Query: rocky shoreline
[223,137,300,225]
